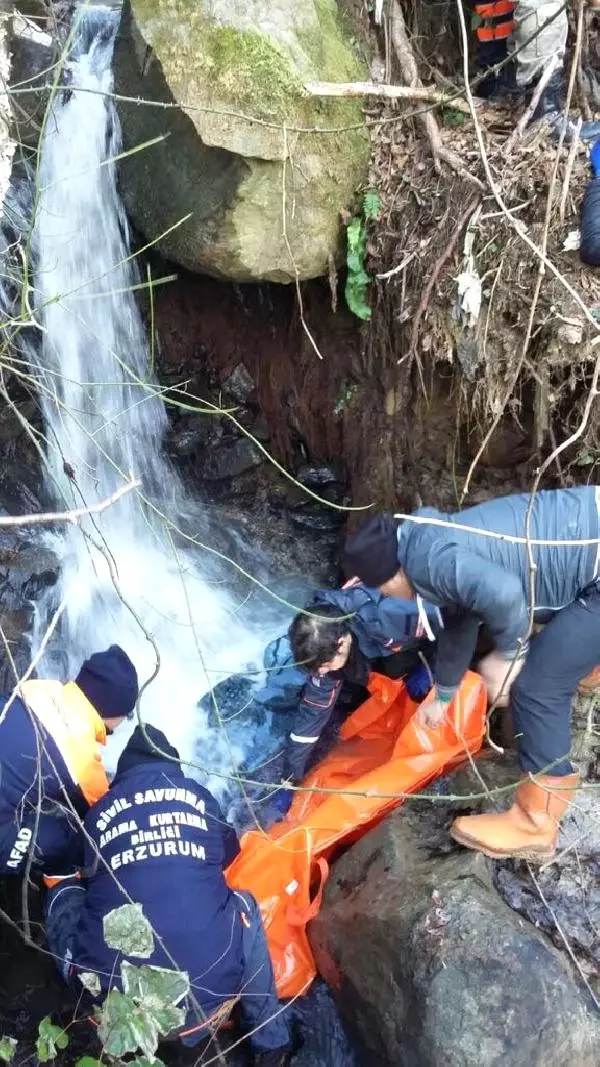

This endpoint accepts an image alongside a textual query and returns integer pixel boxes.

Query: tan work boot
[450,773,579,862]
[578,665,600,693]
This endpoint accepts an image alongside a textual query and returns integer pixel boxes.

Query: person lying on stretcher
[259,584,443,817]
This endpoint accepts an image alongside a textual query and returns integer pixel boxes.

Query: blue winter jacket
[397,486,599,692]
[70,761,243,1024]
[260,585,441,781]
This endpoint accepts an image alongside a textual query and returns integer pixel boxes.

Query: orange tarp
[227,671,487,997]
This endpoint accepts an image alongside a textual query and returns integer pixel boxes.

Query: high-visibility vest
[474,1,516,42]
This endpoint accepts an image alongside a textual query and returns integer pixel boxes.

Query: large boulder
[309,761,600,1067]
[113,0,369,282]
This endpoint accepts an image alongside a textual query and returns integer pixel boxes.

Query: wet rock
[0,527,58,689]
[495,788,600,987]
[310,772,600,1067]
[197,437,263,481]
[167,414,222,458]
[222,362,256,405]
[8,12,54,148]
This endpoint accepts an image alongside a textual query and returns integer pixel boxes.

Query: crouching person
[0,645,138,876]
[260,584,441,817]
[45,725,291,1067]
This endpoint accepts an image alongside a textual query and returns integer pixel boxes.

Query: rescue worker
[473,0,600,135]
[343,486,600,862]
[44,724,290,1067]
[0,644,138,876]
[261,584,442,815]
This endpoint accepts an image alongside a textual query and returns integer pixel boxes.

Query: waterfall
[22,4,282,785]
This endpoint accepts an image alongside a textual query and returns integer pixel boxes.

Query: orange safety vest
[20,679,109,806]
[474,1,516,42]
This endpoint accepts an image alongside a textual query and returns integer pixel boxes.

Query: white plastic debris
[562,229,581,252]
[456,269,483,327]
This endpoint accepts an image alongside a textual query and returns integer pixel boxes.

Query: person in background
[260,584,442,816]
[0,644,138,876]
[580,137,600,266]
[472,0,600,137]
[45,724,291,1067]
[343,488,600,862]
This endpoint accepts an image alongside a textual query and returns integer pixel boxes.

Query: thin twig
[559,117,583,223]
[406,195,480,362]
[504,55,560,155]
[0,478,139,527]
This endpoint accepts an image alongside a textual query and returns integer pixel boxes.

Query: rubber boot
[450,773,579,862]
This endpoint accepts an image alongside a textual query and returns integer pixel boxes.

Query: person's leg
[45,878,87,989]
[511,0,567,88]
[234,891,290,1054]
[451,586,600,860]
[512,586,600,776]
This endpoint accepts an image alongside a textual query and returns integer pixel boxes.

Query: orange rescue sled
[227,670,486,998]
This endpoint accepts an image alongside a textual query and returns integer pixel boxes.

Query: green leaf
[36,1017,69,1062]
[103,903,155,958]
[442,108,466,127]
[75,1058,103,1067]
[98,989,159,1060]
[79,971,102,996]
[362,189,381,221]
[121,963,188,1036]
[0,1036,17,1063]
[345,217,372,321]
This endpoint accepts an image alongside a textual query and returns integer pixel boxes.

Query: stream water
[26,3,286,785]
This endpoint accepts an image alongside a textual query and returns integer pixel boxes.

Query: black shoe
[528,70,600,142]
[531,70,563,122]
[254,1047,291,1067]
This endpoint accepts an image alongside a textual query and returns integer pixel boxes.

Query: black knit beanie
[116,724,180,777]
[75,644,138,721]
[343,513,400,587]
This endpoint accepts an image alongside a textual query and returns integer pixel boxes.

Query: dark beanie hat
[75,644,138,721]
[343,513,400,587]
[116,724,180,777]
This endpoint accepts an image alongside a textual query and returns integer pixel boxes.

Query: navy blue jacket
[260,586,441,781]
[71,761,243,1022]
[397,486,599,692]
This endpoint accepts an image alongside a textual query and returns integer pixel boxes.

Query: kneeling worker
[0,645,138,875]
[344,488,599,862]
[261,584,442,815]
[45,724,290,1067]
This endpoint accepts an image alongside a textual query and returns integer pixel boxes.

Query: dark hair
[289,602,352,671]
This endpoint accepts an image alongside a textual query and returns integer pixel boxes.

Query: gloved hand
[590,137,600,179]
[271,788,293,821]
[477,649,525,707]
[405,661,433,702]
[416,694,451,730]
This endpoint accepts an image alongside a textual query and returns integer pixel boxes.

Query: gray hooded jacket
[397,486,599,693]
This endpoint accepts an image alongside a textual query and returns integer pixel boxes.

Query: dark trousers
[512,582,600,776]
[46,883,289,1054]
[182,891,289,1053]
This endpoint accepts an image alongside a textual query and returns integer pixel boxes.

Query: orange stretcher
[227,670,487,998]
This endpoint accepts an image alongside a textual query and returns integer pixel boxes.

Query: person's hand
[417,696,450,730]
[477,649,525,707]
[271,788,293,821]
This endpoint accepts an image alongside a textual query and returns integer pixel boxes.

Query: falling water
[25,4,283,784]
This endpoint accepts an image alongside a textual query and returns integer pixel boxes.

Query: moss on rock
[114,0,370,281]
